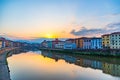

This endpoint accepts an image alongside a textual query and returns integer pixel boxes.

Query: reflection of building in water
[112,64,120,76]
[83,59,92,67]
[91,61,102,70]
[63,55,77,63]
[41,52,77,63]
[75,59,84,67]
[102,63,120,76]
[41,51,120,77]
[41,52,61,62]
[75,59,102,70]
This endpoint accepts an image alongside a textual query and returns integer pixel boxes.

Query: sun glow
[45,34,54,38]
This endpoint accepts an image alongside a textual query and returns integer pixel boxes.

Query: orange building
[75,37,86,49]
[75,39,79,48]
[79,38,84,49]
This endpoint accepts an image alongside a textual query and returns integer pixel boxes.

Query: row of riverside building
[0,37,23,49]
[40,32,120,50]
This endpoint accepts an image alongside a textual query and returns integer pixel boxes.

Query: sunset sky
[0,0,120,39]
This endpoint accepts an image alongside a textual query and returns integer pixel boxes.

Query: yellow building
[102,62,113,75]
[102,34,110,49]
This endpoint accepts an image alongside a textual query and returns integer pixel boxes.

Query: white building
[83,38,91,49]
[55,41,64,49]
[110,32,120,49]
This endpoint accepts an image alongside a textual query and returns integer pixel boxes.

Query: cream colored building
[102,34,110,49]
[110,32,120,49]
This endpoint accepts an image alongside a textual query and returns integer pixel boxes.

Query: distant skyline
[0,0,120,39]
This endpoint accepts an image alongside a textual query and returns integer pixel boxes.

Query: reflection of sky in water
[7,51,120,80]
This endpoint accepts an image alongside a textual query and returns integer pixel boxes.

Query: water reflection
[41,51,120,77]
[7,50,120,80]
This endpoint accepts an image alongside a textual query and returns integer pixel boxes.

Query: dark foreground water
[7,51,120,80]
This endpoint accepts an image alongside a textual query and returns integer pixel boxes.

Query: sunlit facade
[102,34,110,49]
[75,38,84,49]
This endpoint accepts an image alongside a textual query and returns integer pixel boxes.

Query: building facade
[91,38,102,49]
[52,38,65,49]
[75,38,79,48]
[110,32,120,49]
[55,41,64,49]
[40,40,48,48]
[47,41,52,48]
[64,39,76,49]
[75,37,91,49]
[102,34,110,49]
[0,37,6,49]
[83,38,91,49]
[75,38,84,49]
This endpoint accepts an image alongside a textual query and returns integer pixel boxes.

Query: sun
[45,34,53,38]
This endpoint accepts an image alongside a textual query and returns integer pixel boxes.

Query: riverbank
[0,47,19,80]
[40,48,120,57]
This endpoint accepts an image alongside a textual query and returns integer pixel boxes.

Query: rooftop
[111,32,120,34]
[101,34,110,37]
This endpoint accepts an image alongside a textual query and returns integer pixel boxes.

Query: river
[7,50,120,80]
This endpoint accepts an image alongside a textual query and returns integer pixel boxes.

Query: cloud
[100,13,120,19]
[111,13,120,16]
[70,27,106,36]
[107,22,120,28]
[70,22,120,36]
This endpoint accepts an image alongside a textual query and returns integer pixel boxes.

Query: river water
[7,50,120,80]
